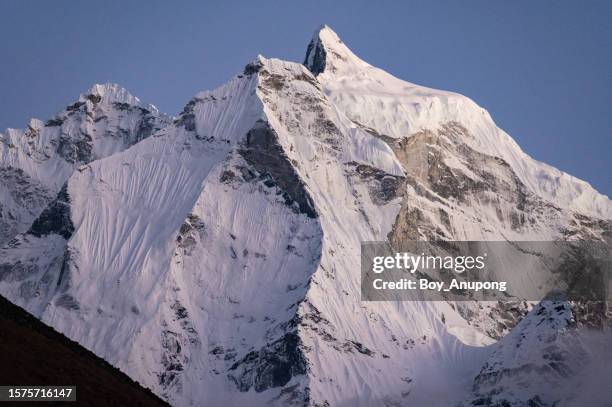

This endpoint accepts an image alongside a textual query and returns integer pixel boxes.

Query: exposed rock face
[57,128,94,164]
[229,332,308,393]
[174,98,197,132]
[387,122,552,242]
[0,166,53,243]
[346,162,405,205]
[304,30,327,76]
[238,120,318,219]
[0,182,77,312]
[29,184,74,240]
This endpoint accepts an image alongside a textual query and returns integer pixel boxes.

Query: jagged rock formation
[0,26,610,407]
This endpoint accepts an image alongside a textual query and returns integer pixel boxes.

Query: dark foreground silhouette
[0,295,168,406]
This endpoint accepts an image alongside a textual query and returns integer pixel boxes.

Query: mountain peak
[79,83,142,106]
[303,25,367,76]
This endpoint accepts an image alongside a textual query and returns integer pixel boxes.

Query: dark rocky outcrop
[243,60,264,76]
[57,130,94,164]
[0,166,54,244]
[158,329,185,391]
[238,120,317,219]
[228,332,307,393]
[304,36,327,76]
[28,184,74,240]
[347,161,405,205]
[174,99,198,132]
[0,167,52,209]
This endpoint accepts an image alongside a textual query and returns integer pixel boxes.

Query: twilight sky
[1,1,610,196]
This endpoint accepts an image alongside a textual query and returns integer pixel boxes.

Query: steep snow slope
[302,26,612,407]
[0,83,169,244]
[305,25,611,219]
[255,57,497,406]
[1,72,264,404]
[0,26,610,407]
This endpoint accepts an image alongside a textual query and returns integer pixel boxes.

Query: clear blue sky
[1,1,610,196]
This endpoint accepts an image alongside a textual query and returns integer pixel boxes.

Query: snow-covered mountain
[0,26,610,406]
[0,83,169,244]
